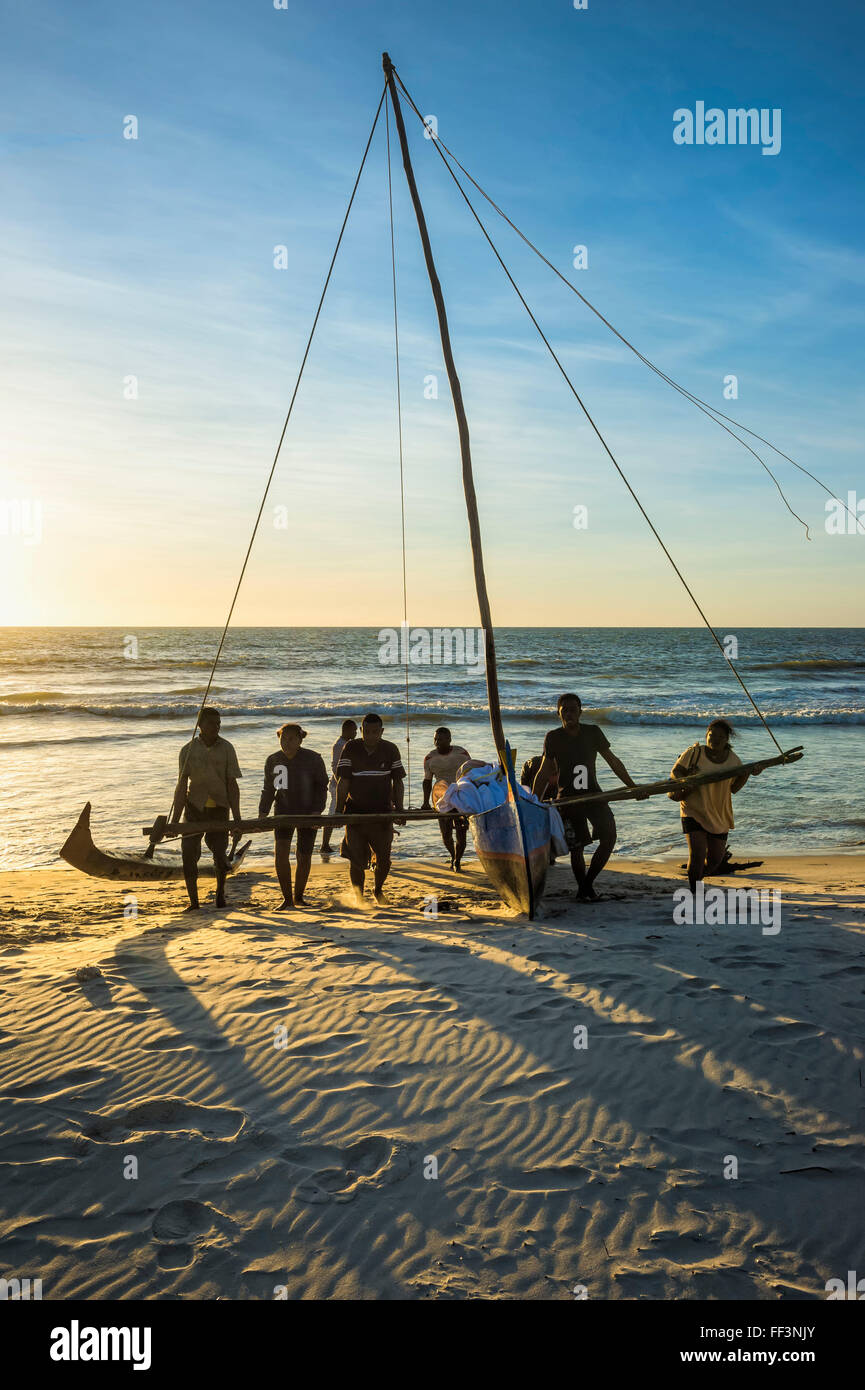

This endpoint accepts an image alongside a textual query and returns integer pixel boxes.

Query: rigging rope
[392,71,784,754]
[394,71,863,539]
[386,98,412,802]
[146,83,388,853]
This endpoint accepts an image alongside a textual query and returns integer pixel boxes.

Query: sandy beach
[1,852,862,1300]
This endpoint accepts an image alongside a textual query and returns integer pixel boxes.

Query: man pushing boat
[532,693,643,902]
[421,726,471,871]
[170,707,242,911]
[336,712,405,905]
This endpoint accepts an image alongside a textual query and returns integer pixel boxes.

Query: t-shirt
[423,745,470,786]
[179,735,242,811]
[259,747,329,817]
[674,743,742,834]
[330,736,348,781]
[542,723,610,797]
[336,737,405,813]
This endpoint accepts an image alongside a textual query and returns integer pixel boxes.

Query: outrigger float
[60,747,803,911]
[60,54,810,916]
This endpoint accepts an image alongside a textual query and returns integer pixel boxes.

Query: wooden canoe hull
[469,794,550,917]
[60,803,252,882]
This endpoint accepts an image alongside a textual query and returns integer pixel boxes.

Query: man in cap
[260,723,328,909]
[171,707,242,911]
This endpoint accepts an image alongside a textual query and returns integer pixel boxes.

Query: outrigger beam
[142,746,803,843]
[555,745,804,811]
[143,807,464,842]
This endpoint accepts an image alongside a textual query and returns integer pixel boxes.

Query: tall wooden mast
[382,52,506,762]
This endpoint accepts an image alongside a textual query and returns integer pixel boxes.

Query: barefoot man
[533,693,642,902]
[259,723,328,909]
[171,707,242,911]
[336,712,405,905]
[421,726,471,871]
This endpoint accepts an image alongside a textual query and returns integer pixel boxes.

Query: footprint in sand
[82,1097,244,1142]
[151,1198,235,1267]
[287,1134,414,1204]
[500,1163,590,1193]
[152,1198,222,1242]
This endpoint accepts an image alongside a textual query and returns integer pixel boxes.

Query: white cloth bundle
[437,764,569,857]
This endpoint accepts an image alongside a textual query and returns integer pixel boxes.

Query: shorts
[559,801,616,850]
[274,825,316,854]
[681,815,728,847]
[183,801,229,858]
[342,818,393,871]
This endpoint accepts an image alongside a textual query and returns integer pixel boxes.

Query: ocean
[1,626,863,872]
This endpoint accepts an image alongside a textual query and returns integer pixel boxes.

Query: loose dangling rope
[385,98,412,803]
[145,85,388,854]
[394,69,863,539]
[392,70,784,754]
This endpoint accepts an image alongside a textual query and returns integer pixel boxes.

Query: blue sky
[1,0,863,625]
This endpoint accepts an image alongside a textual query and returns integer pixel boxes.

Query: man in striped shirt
[336,712,405,904]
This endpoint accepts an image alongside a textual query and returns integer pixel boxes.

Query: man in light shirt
[422,726,471,871]
[171,707,242,911]
[321,718,357,855]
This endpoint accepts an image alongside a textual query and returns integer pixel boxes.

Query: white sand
[0,854,863,1299]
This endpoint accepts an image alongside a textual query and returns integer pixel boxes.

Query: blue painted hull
[469,793,551,917]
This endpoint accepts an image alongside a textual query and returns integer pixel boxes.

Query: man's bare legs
[294,851,312,904]
[686,830,727,893]
[182,831,228,910]
[349,863,365,904]
[274,839,294,908]
[571,834,615,900]
[182,835,201,911]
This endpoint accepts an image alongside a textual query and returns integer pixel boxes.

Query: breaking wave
[2,698,864,726]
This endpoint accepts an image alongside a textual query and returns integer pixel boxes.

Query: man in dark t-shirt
[260,723,328,909]
[336,712,405,904]
[532,692,641,901]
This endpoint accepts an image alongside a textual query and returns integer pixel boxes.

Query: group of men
[171,693,640,910]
